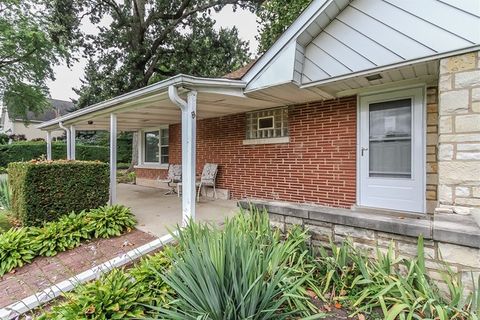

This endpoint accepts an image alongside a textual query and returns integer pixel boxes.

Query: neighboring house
[0,99,73,140]
[39,1,480,285]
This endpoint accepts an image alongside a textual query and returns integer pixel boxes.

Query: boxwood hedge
[8,160,109,226]
[0,142,132,167]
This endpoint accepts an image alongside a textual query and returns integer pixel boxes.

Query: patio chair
[159,164,182,195]
[177,163,219,201]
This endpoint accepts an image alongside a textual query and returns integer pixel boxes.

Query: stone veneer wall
[426,87,439,213]
[437,51,480,215]
[239,200,480,293]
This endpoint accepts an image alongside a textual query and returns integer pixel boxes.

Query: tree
[0,0,73,119]
[56,0,264,168]
[256,0,312,53]
[50,0,265,109]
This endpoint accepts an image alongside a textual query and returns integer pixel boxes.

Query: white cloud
[47,6,259,101]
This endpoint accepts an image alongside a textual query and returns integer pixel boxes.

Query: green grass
[0,210,13,233]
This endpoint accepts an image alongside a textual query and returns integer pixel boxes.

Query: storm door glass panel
[160,128,169,164]
[369,99,412,178]
[144,131,159,163]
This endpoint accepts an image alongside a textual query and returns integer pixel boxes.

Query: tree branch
[0,48,37,69]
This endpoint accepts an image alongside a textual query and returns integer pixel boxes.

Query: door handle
[361,147,368,156]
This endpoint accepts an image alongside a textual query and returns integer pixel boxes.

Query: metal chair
[177,163,219,201]
[159,164,182,195]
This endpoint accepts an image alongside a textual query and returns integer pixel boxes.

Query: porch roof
[37,74,284,132]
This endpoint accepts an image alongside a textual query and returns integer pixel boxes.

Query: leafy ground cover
[37,209,480,320]
[0,205,136,276]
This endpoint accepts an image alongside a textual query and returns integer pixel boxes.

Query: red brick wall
[161,96,356,208]
[135,168,167,180]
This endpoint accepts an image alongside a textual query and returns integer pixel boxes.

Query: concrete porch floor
[117,183,239,237]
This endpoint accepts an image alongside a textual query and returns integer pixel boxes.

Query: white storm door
[359,88,425,213]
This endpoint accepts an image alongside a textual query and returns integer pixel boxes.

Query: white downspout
[168,86,197,225]
[58,122,71,160]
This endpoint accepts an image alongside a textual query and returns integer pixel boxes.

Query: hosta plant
[34,212,91,257]
[0,228,38,276]
[40,269,148,320]
[86,205,136,238]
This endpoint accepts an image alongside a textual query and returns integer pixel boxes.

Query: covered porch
[117,183,238,236]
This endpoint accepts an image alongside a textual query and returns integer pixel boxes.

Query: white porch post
[109,114,117,204]
[168,86,197,225]
[46,131,52,160]
[59,122,71,160]
[70,125,76,160]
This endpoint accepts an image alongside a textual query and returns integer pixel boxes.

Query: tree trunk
[127,132,138,173]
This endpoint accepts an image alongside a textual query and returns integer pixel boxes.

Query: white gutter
[0,233,174,320]
[37,75,245,130]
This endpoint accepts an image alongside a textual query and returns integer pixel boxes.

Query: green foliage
[41,250,173,319]
[314,237,479,319]
[0,210,13,233]
[256,0,312,53]
[0,176,11,210]
[54,1,261,109]
[0,228,37,274]
[34,212,91,257]
[42,269,147,319]
[8,160,109,226]
[86,205,136,238]
[0,142,132,167]
[0,0,71,120]
[155,210,316,319]
[0,205,136,276]
[0,133,8,145]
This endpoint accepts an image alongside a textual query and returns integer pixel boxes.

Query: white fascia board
[300,45,480,89]
[36,75,245,130]
[242,0,333,84]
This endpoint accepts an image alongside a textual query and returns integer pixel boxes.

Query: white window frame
[257,115,275,130]
[136,126,169,169]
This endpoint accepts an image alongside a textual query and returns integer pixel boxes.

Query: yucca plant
[152,210,318,319]
[0,177,11,211]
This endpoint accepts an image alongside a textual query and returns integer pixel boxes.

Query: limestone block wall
[269,212,480,292]
[437,51,480,215]
[426,87,439,213]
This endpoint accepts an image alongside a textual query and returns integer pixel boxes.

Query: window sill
[242,137,290,145]
[134,164,169,170]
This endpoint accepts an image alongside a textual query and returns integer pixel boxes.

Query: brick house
[39,0,480,284]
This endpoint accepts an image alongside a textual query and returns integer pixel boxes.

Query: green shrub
[0,141,132,167]
[8,160,109,226]
[0,205,136,276]
[154,211,316,319]
[0,228,38,274]
[86,205,136,238]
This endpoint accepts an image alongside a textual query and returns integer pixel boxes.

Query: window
[143,128,169,164]
[246,107,288,139]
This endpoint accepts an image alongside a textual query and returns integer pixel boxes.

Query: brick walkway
[0,229,156,308]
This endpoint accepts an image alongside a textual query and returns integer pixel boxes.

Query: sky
[47,6,259,101]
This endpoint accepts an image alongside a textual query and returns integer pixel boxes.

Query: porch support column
[109,113,117,205]
[46,131,52,160]
[70,125,76,160]
[168,86,197,225]
[59,122,71,160]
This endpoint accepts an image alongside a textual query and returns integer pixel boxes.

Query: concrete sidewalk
[117,183,239,237]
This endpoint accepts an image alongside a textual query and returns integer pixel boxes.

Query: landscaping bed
[34,209,480,320]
